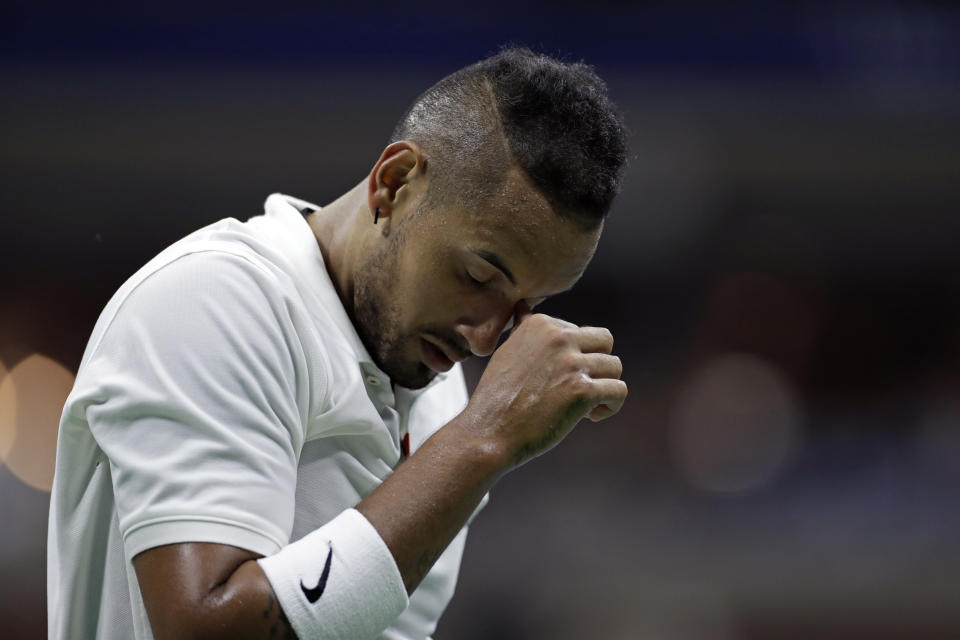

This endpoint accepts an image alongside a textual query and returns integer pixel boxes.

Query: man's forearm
[357,412,508,593]
[138,415,507,640]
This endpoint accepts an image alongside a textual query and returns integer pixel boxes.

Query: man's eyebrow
[473,249,517,286]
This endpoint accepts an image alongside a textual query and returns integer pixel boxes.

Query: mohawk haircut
[389,46,628,230]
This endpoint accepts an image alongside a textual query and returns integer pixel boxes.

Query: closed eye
[466,270,490,288]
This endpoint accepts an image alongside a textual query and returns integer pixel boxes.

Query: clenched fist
[461,304,627,471]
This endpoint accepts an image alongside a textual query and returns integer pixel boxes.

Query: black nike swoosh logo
[300,544,333,604]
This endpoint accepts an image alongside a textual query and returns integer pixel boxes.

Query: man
[47,47,628,639]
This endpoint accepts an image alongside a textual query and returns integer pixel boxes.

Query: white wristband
[257,508,408,640]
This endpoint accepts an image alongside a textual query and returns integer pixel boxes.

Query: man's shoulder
[148,216,287,280]
[115,212,305,311]
[78,223,310,370]
[112,243,286,323]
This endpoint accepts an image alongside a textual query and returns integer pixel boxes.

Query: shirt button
[366,375,380,386]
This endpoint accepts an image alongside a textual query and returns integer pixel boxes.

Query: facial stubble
[352,221,437,390]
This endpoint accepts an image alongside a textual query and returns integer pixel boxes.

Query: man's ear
[367,141,427,224]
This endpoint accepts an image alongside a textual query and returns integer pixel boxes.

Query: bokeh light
[669,353,802,494]
[1,354,75,491]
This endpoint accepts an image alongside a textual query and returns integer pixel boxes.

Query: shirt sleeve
[82,249,318,559]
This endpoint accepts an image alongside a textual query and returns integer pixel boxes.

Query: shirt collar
[261,193,449,395]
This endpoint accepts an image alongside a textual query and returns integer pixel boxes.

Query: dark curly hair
[389,46,627,230]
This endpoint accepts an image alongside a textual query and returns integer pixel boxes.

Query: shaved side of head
[389,46,628,230]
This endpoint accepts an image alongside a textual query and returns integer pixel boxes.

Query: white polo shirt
[47,193,483,639]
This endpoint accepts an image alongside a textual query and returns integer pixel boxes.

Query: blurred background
[2,1,960,638]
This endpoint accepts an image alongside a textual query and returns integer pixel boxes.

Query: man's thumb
[512,300,533,331]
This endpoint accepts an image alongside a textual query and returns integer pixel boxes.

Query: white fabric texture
[47,193,485,639]
[258,508,408,640]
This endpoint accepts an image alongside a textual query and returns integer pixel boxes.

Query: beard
[351,222,437,389]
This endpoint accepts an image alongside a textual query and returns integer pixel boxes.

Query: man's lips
[420,336,467,373]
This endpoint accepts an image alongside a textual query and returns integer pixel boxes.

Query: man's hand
[359,305,627,592]
[463,305,627,468]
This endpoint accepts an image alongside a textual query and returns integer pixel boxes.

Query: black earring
[374,208,380,224]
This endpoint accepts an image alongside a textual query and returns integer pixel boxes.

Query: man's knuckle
[562,352,583,372]
[547,328,570,348]
[570,374,593,398]
[612,355,623,376]
[530,313,551,327]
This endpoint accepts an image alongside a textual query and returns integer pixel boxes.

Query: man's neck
[304,181,368,318]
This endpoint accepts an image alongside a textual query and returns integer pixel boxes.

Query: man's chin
[376,357,437,390]
[392,366,436,390]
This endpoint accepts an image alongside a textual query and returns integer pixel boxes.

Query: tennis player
[48,46,628,639]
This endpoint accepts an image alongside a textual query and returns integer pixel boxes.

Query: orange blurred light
[1,354,75,491]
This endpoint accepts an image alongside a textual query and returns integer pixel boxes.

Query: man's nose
[456,308,514,357]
